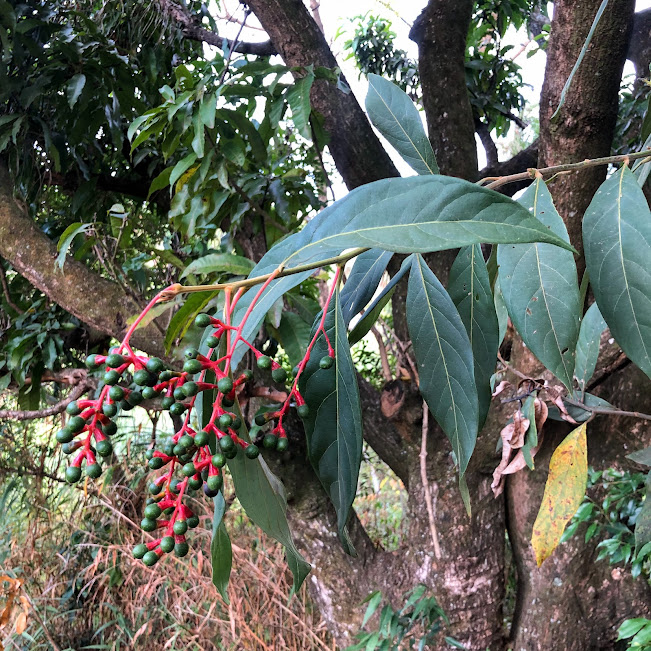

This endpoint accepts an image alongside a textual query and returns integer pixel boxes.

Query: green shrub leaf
[574,302,607,391]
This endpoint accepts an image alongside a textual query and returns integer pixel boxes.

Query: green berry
[162,441,175,456]
[141,518,157,532]
[119,400,134,412]
[149,481,162,494]
[319,356,334,369]
[169,401,186,416]
[195,313,212,328]
[66,401,82,416]
[170,478,182,494]
[106,353,125,368]
[218,436,235,453]
[127,391,143,406]
[182,462,196,477]
[141,386,158,400]
[96,440,113,457]
[61,442,76,454]
[206,335,220,348]
[148,457,164,470]
[133,543,148,559]
[159,370,174,381]
[272,367,287,383]
[224,446,238,459]
[103,421,118,436]
[255,413,268,426]
[68,416,86,433]
[231,417,242,430]
[161,396,175,410]
[276,437,288,452]
[183,359,203,375]
[142,550,160,566]
[184,348,199,360]
[245,444,260,459]
[173,387,185,401]
[109,385,124,401]
[218,413,233,430]
[257,355,272,370]
[263,434,277,450]
[297,404,310,419]
[217,377,233,394]
[103,403,118,418]
[145,449,155,460]
[173,519,188,535]
[187,514,200,529]
[206,474,223,492]
[188,477,203,491]
[174,542,189,558]
[133,369,151,386]
[85,354,100,370]
[146,357,165,374]
[56,427,75,444]
[211,453,226,468]
[104,370,120,386]
[160,536,175,553]
[86,463,102,479]
[172,444,184,457]
[182,382,199,397]
[65,466,82,483]
[241,369,254,382]
[194,430,210,447]
[144,503,162,519]
[178,434,194,450]
[221,396,235,408]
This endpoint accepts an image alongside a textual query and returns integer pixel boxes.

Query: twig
[0,382,91,421]
[419,402,441,560]
[0,265,23,314]
[20,587,62,651]
[564,397,651,421]
[478,148,651,190]
[370,326,392,382]
[218,8,250,86]
[230,179,288,233]
[497,352,529,381]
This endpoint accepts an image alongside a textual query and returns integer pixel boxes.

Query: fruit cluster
[55,272,339,567]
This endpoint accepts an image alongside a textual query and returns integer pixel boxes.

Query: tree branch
[0,381,92,421]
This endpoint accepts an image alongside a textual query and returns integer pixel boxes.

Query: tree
[0,1,650,649]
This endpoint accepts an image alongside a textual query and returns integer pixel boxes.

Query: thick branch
[244,0,400,189]
[627,8,651,78]
[0,162,165,357]
[0,381,91,421]
[478,140,539,197]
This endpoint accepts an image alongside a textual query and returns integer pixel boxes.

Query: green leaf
[635,472,651,551]
[551,0,609,119]
[286,69,315,139]
[66,73,86,108]
[170,152,198,189]
[273,311,313,368]
[498,178,581,389]
[627,446,651,467]
[362,591,383,628]
[340,249,393,324]
[574,302,607,391]
[211,492,231,603]
[521,394,538,469]
[180,253,255,279]
[299,286,363,555]
[164,292,218,354]
[407,254,478,474]
[583,166,651,379]
[56,222,92,270]
[366,74,439,175]
[231,175,575,367]
[448,244,499,428]
[617,618,650,641]
[148,167,173,198]
[200,92,217,129]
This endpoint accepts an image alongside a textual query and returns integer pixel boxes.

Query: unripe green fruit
[195,313,212,328]
[142,550,160,566]
[217,377,233,395]
[103,403,118,418]
[65,466,82,483]
[178,434,194,450]
[104,370,120,385]
[187,514,200,528]
[319,355,334,369]
[85,354,100,370]
[96,440,113,457]
[144,503,162,519]
[127,391,144,406]
[66,401,82,416]
[182,382,199,397]
[133,543,148,559]
[255,413,268,426]
[297,404,310,419]
[218,413,233,430]
[119,400,134,412]
[263,434,277,450]
[178,453,193,464]
[206,335,220,348]
[169,401,186,416]
[148,457,164,470]
[159,370,173,381]
[276,437,288,452]
[133,369,151,386]
[222,396,235,408]
[160,536,175,553]
[257,355,272,370]
[85,462,101,477]
[211,453,226,468]
[206,474,223,492]
[103,421,118,436]
[245,444,260,459]
[141,518,157,532]
[174,542,189,558]
[173,387,186,401]
[161,396,175,410]
[149,481,162,494]
[146,357,165,374]
[182,462,196,477]
[173,519,188,535]
[218,436,235,453]
[106,353,125,368]
[162,441,175,456]
[109,385,124,401]
[194,430,210,447]
[231,416,242,430]
[241,369,254,382]
[172,444,184,457]
[145,449,155,460]
[183,359,203,375]
[170,478,182,494]
[56,427,75,444]
[141,386,158,400]
[68,416,86,433]
[272,367,287,383]
[61,442,76,454]
[188,477,202,491]
[184,348,199,360]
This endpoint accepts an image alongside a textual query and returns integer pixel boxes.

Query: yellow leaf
[176,165,199,192]
[15,612,26,635]
[531,422,588,566]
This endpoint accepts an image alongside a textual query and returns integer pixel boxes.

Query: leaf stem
[564,397,651,421]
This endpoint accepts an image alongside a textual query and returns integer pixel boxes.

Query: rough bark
[244,0,400,189]
[627,8,651,77]
[0,162,165,358]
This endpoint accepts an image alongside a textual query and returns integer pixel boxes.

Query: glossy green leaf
[180,253,255,279]
[299,286,363,555]
[286,69,315,139]
[273,311,313,368]
[448,244,499,428]
[66,73,86,108]
[521,394,538,469]
[366,74,439,175]
[164,292,218,354]
[170,152,198,189]
[231,175,574,367]
[635,472,651,550]
[340,249,393,324]
[583,166,651,379]
[56,222,92,270]
[211,492,231,603]
[627,445,651,467]
[498,178,581,389]
[407,254,478,474]
[574,302,607,391]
